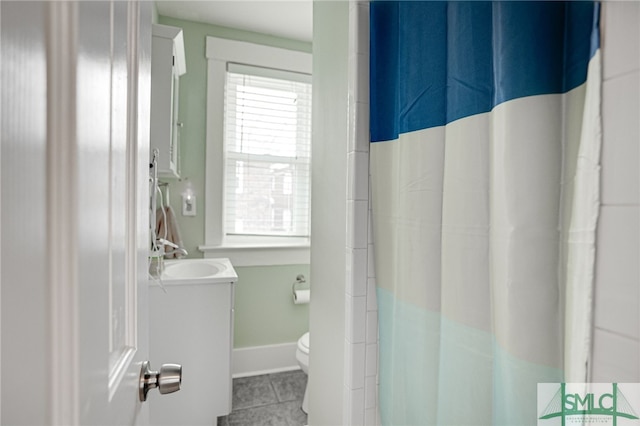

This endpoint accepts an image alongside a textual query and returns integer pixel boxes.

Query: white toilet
[296,332,310,413]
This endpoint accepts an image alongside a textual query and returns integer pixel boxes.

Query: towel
[156,205,185,259]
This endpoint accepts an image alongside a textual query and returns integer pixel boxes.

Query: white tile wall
[602,1,640,80]
[590,1,640,383]
[364,407,378,426]
[366,310,378,343]
[343,1,379,425]
[365,376,377,408]
[595,207,640,287]
[592,329,640,382]
[349,387,366,425]
[355,101,371,153]
[601,73,640,205]
[349,151,371,201]
[367,277,378,312]
[594,208,640,340]
[348,200,369,249]
[365,343,378,377]
[346,295,367,344]
[347,248,369,297]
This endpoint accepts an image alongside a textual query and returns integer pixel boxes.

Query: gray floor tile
[279,400,308,426]
[231,375,278,410]
[269,370,308,403]
[218,372,308,426]
[226,404,292,426]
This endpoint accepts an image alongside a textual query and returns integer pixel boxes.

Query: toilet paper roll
[293,289,310,305]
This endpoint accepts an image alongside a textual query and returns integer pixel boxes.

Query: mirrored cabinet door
[150,23,186,178]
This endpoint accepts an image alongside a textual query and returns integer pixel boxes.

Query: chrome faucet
[164,247,188,257]
[156,238,188,257]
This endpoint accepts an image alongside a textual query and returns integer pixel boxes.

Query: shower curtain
[369,2,601,425]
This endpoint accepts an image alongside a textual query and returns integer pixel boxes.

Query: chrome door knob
[139,361,182,402]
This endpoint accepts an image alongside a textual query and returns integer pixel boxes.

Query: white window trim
[202,36,312,266]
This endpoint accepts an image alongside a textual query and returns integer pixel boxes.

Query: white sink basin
[159,258,237,284]
[164,260,223,279]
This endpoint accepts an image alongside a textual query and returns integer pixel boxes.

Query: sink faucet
[165,247,188,257]
[156,238,188,257]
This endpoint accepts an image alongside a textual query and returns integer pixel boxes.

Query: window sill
[198,238,310,267]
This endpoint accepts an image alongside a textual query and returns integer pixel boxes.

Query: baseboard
[232,342,300,378]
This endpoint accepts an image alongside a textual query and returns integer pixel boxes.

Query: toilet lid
[299,332,310,352]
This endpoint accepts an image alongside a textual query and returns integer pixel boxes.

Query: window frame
[201,36,312,266]
[224,67,312,238]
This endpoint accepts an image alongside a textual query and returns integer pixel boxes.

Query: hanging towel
[156,205,185,259]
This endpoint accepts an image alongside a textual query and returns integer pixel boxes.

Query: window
[203,37,312,265]
[224,65,312,238]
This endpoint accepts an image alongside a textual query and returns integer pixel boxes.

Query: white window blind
[224,63,312,238]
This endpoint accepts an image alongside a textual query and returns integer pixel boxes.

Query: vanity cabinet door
[149,281,233,424]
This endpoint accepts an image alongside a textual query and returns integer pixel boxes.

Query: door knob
[139,361,182,402]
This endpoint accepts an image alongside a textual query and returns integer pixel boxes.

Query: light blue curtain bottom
[377,288,563,425]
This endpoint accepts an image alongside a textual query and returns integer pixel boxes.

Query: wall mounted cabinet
[150,24,186,178]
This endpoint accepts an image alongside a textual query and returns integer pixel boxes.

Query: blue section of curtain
[370,1,599,143]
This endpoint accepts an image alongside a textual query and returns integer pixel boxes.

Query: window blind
[224,64,312,237]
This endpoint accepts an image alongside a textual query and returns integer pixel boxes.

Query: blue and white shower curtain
[369,2,601,424]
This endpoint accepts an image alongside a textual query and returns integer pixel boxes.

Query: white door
[1,1,160,424]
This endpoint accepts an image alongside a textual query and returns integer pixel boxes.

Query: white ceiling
[155,1,313,43]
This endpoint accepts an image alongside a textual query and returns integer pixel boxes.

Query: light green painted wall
[156,15,311,259]
[234,265,310,348]
[156,15,312,348]
[151,2,158,24]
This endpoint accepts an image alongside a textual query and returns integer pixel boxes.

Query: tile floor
[217,370,308,426]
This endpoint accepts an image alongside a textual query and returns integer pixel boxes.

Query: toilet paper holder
[292,274,308,294]
[292,274,310,304]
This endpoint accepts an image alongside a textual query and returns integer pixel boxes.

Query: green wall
[234,264,310,348]
[156,15,312,348]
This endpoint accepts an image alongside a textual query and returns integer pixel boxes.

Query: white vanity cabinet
[148,259,238,425]
[150,24,186,178]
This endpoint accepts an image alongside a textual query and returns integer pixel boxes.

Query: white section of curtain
[564,49,602,382]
